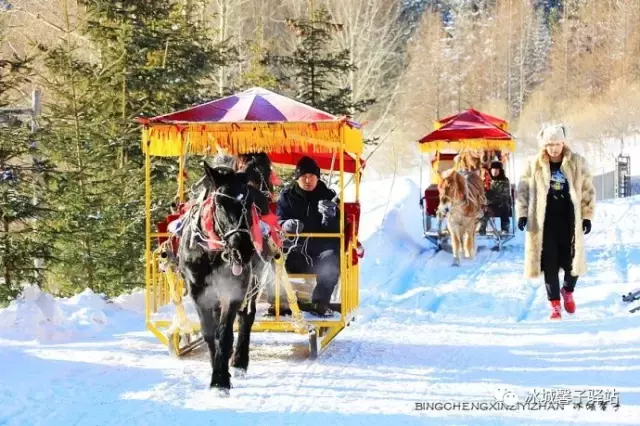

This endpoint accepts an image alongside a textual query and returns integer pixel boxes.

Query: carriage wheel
[308,328,319,360]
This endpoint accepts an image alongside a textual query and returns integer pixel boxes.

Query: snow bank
[357,175,434,321]
[111,289,146,315]
[64,288,110,311]
[0,286,137,342]
[0,285,71,342]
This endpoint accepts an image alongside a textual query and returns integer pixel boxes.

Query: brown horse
[437,167,486,266]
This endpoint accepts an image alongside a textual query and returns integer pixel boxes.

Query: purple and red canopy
[138,87,364,172]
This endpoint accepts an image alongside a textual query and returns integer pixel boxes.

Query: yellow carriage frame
[141,119,364,358]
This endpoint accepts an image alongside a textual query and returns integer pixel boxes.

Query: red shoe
[560,288,576,314]
[549,300,562,320]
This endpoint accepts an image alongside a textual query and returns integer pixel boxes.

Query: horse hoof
[210,375,232,395]
[211,387,231,398]
[231,367,247,378]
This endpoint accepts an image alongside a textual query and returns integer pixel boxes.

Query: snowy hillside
[2,172,640,425]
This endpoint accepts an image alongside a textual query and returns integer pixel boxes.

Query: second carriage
[418,109,518,252]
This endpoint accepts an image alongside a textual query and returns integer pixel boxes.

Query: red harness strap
[200,196,224,251]
[270,170,282,187]
[198,195,280,253]
[260,211,283,249]
[250,204,264,253]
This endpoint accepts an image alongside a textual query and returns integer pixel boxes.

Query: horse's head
[235,153,273,194]
[437,169,465,206]
[203,161,256,275]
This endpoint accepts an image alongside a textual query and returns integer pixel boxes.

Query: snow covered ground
[2,171,640,425]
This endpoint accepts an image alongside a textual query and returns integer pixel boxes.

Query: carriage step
[263,302,342,315]
[288,273,317,281]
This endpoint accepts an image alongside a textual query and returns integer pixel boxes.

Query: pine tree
[264,6,375,118]
[80,0,229,165]
[234,24,279,91]
[39,0,229,297]
[0,50,54,302]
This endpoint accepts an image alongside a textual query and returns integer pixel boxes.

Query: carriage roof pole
[330,124,395,203]
[419,149,425,233]
[339,125,346,320]
[178,132,185,204]
[328,151,336,189]
[144,131,152,326]
[510,148,517,235]
[355,150,360,203]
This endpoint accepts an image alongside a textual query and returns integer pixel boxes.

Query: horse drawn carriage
[418,109,517,253]
[137,87,365,375]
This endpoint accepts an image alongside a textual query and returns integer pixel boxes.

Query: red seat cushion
[155,205,186,254]
[424,185,439,216]
[344,202,363,265]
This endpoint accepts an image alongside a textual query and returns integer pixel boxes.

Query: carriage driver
[479,159,512,235]
[276,156,341,317]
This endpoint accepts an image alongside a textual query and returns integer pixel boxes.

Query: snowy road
[2,175,640,425]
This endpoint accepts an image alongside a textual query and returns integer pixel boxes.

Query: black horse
[177,159,271,394]
[234,153,275,198]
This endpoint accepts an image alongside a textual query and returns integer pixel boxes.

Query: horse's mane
[238,153,273,194]
[454,149,482,172]
[442,168,486,214]
[463,171,486,211]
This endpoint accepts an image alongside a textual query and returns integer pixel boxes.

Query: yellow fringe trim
[419,139,516,154]
[141,122,363,157]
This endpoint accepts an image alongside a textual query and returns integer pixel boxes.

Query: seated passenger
[276,156,340,317]
[479,160,512,235]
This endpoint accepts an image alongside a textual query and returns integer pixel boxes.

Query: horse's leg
[465,220,476,258]
[211,299,241,393]
[450,228,461,266]
[470,221,477,258]
[195,300,221,384]
[462,228,470,259]
[231,294,256,376]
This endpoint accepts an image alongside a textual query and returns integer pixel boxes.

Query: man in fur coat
[515,124,596,320]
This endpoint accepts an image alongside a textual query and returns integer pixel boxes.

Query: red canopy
[138,87,364,173]
[142,87,338,123]
[435,108,508,130]
[269,151,365,173]
[419,110,513,143]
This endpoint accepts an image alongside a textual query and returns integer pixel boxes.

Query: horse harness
[181,188,264,265]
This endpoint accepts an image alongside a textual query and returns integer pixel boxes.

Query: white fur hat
[537,123,568,148]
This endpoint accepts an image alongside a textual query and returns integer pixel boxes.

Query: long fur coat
[515,147,596,279]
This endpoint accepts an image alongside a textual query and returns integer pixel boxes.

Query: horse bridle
[211,188,253,265]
